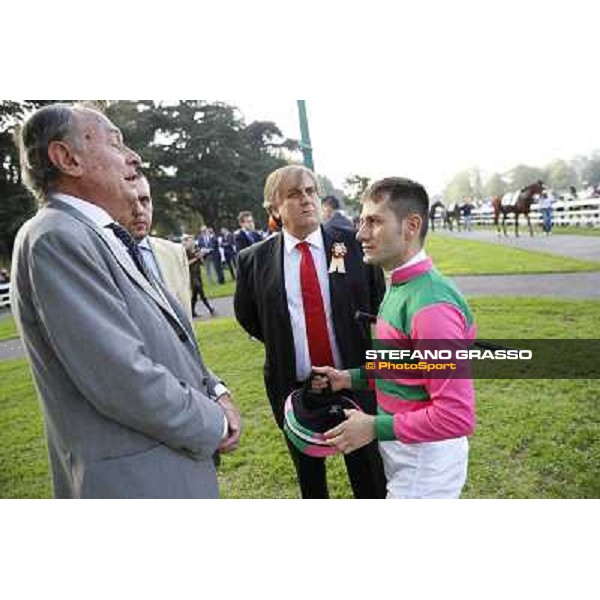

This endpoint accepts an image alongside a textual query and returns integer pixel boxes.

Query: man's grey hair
[16,103,80,203]
[263,165,320,214]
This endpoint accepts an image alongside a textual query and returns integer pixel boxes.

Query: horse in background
[429,201,465,232]
[445,202,465,231]
[492,180,544,237]
[429,201,446,232]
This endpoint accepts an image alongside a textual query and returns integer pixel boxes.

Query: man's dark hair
[363,177,429,243]
[322,195,340,210]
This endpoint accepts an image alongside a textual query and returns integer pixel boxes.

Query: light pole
[296,100,314,171]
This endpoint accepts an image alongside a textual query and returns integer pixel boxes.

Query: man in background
[127,174,192,320]
[321,195,354,231]
[234,211,262,253]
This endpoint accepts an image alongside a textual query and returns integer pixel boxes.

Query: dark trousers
[214,258,225,284]
[224,255,236,280]
[285,436,386,499]
[191,275,213,315]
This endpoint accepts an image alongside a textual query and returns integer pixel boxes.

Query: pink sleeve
[393,303,476,443]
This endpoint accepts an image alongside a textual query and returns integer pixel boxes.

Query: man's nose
[126,146,142,167]
[356,223,367,242]
[132,199,144,215]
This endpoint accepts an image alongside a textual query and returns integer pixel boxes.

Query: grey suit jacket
[10,200,225,498]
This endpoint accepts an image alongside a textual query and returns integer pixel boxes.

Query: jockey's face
[357,197,422,270]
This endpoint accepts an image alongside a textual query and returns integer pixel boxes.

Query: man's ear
[47,140,83,178]
[404,213,423,241]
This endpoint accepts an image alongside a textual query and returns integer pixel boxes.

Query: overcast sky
[229,96,599,196]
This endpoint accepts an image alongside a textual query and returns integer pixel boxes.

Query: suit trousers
[285,436,386,499]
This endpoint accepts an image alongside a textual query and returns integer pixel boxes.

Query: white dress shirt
[282,227,342,381]
[51,193,140,274]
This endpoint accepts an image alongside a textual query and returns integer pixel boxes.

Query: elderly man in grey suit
[11,103,241,499]
[127,174,193,321]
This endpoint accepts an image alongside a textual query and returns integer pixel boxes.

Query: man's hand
[324,409,375,454]
[216,393,242,453]
[311,366,351,392]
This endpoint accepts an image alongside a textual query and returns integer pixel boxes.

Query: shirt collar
[283,226,324,255]
[138,236,151,250]
[390,249,432,285]
[50,193,115,228]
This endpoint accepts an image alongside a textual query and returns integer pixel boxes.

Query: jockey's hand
[311,366,351,392]
[324,409,376,454]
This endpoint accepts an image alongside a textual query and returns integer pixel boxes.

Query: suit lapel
[267,234,296,364]
[50,201,180,322]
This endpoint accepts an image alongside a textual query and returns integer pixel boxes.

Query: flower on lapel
[328,242,347,274]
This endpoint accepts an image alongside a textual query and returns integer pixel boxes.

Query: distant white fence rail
[434,195,600,228]
[0,283,10,308]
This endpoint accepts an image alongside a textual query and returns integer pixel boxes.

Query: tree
[343,174,371,214]
[443,170,473,202]
[317,174,345,202]
[484,172,508,198]
[471,168,484,199]
[0,100,69,260]
[509,164,546,190]
[581,156,600,187]
[0,100,300,257]
[106,100,299,233]
[545,159,578,191]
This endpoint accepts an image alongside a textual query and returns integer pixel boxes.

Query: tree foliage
[443,170,473,202]
[0,100,300,256]
[580,154,600,187]
[546,159,578,190]
[484,173,508,198]
[508,164,546,190]
[0,100,68,259]
[343,174,371,214]
[105,100,298,235]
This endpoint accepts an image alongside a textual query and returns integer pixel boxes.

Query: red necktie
[297,241,334,367]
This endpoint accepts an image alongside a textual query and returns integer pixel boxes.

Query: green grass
[551,226,600,237]
[467,224,600,237]
[1,296,598,499]
[427,233,600,275]
[0,316,18,341]
[202,266,236,298]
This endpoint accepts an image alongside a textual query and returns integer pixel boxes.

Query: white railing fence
[433,195,600,229]
[0,283,10,308]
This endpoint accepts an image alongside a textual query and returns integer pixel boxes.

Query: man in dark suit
[234,165,386,499]
[322,195,355,231]
[234,211,262,253]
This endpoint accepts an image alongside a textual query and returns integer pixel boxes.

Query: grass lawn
[0,315,18,341]
[426,234,600,275]
[1,296,598,499]
[202,265,236,298]
[551,226,600,237]
[468,224,600,237]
